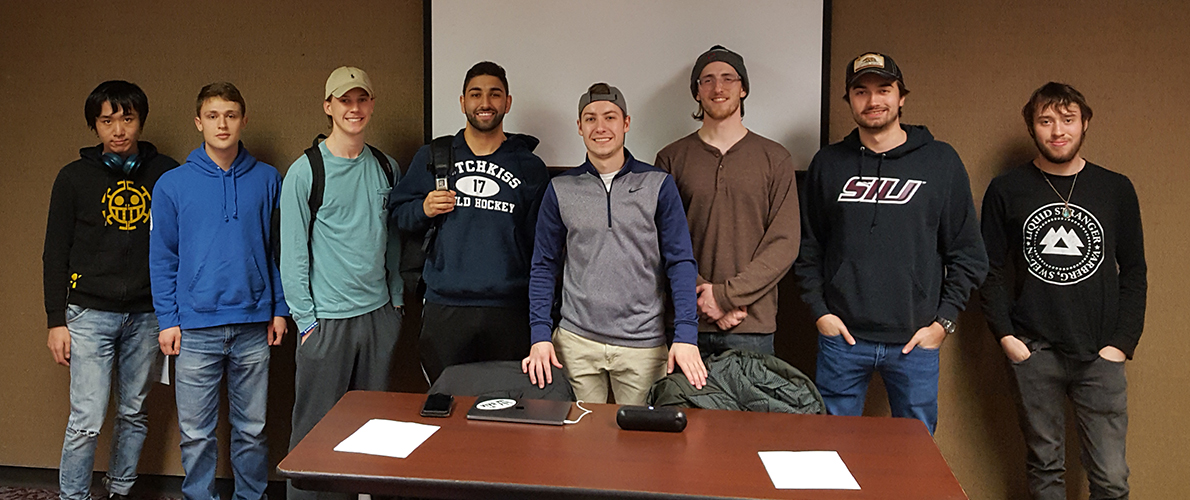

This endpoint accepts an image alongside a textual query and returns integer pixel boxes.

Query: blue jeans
[59,305,159,500]
[815,333,940,434]
[175,323,271,500]
[697,332,775,358]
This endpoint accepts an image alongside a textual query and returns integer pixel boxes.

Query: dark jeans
[697,332,775,358]
[1010,338,1129,500]
[419,302,531,383]
[289,305,403,500]
[815,333,940,434]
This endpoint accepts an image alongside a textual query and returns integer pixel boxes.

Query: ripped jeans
[59,305,159,500]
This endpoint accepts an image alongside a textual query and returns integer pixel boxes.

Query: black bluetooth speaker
[616,405,687,432]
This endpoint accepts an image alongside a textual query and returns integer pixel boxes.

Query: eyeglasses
[699,74,741,89]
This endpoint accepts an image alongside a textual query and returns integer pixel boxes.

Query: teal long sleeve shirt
[280,142,403,332]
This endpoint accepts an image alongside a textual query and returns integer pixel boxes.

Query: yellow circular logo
[103,180,151,230]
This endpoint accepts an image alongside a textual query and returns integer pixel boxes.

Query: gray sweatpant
[288,304,403,500]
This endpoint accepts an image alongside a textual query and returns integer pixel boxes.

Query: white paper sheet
[333,419,440,459]
[159,354,171,385]
[758,451,861,490]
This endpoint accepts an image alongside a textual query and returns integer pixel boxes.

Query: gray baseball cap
[578,83,627,117]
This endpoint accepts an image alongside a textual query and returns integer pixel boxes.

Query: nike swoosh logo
[629,186,643,193]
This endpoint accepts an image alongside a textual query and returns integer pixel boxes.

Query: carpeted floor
[0,486,180,500]
[0,487,59,500]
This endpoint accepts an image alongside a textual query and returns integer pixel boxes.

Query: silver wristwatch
[935,316,957,335]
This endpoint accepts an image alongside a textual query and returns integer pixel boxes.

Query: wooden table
[278,391,967,499]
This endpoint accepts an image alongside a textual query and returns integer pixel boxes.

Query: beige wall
[2,1,1187,498]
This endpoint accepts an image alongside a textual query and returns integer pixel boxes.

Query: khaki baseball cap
[325,66,375,99]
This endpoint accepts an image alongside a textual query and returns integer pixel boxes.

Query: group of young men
[43,46,1144,500]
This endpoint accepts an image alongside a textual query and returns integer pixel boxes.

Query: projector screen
[430,0,826,169]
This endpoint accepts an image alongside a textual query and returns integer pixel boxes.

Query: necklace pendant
[1062,207,1071,217]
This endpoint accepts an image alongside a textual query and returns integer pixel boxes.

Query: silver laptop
[465,397,573,426]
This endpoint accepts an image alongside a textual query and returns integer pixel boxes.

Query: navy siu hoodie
[794,125,988,344]
[149,143,288,330]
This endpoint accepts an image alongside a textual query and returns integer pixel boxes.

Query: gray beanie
[690,45,749,97]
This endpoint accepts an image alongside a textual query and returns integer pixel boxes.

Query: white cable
[564,400,592,425]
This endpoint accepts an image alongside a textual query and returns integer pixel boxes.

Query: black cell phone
[421,393,454,417]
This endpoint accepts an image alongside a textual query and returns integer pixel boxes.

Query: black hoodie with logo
[794,125,988,344]
[43,142,179,328]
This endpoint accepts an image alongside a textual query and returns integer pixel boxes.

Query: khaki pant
[553,327,668,405]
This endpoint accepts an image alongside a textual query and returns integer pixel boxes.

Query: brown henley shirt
[655,131,800,334]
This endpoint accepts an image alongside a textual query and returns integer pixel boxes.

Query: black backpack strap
[367,144,395,187]
[304,134,328,225]
[300,134,328,292]
[272,134,325,269]
[428,136,454,190]
[421,136,455,255]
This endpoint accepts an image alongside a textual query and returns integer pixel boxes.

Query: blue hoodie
[150,143,288,330]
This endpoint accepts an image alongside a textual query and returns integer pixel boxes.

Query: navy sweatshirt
[529,152,699,348]
[389,130,549,306]
[43,142,178,328]
[980,161,1146,360]
[150,144,288,330]
[794,125,988,344]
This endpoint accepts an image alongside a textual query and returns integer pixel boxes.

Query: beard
[466,107,505,133]
[1034,131,1084,164]
[701,98,741,121]
[854,106,898,132]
